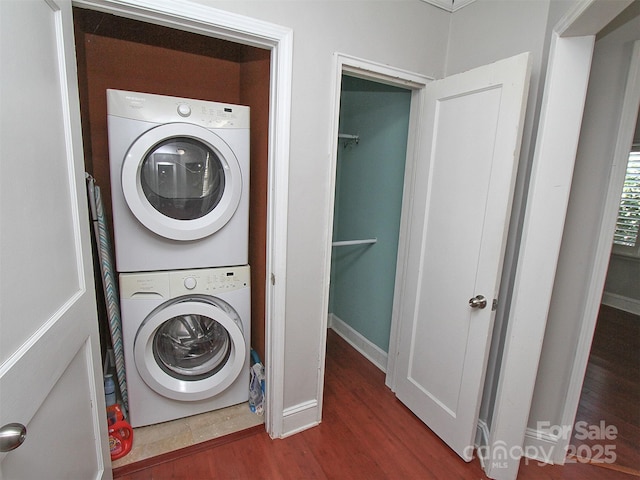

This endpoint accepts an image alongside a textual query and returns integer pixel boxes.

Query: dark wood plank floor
[571,304,639,474]
[116,320,638,479]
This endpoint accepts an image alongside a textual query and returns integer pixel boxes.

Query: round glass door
[153,314,231,381]
[134,296,246,401]
[141,137,225,221]
[121,123,242,241]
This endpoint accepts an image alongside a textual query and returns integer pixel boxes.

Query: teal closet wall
[329,75,411,352]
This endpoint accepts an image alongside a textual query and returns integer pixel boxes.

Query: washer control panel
[172,266,250,295]
[183,276,197,290]
[120,266,250,299]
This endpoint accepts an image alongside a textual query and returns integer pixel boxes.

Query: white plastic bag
[249,350,265,415]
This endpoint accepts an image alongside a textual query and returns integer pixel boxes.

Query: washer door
[134,296,246,401]
[121,123,242,241]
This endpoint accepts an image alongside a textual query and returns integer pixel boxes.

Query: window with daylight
[613,145,640,255]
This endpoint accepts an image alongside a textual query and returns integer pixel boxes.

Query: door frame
[72,0,293,438]
[320,53,432,415]
[485,1,634,479]
[553,39,640,462]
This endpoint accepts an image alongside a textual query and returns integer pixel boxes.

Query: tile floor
[111,402,264,468]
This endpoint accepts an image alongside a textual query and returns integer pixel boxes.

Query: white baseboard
[601,292,640,316]
[327,313,388,372]
[474,420,561,472]
[280,400,320,438]
[523,427,564,465]
[279,314,388,438]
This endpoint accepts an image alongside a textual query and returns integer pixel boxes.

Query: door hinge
[271,273,276,286]
[492,298,498,311]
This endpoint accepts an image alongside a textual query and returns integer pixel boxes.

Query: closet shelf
[332,238,377,247]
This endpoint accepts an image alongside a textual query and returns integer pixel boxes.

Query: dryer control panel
[107,89,250,129]
[120,266,250,299]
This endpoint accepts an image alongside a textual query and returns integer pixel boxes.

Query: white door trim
[555,39,640,463]
[485,1,633,479]
[321,53,432,416]
[483,32,596,480]
[72,0,293,438]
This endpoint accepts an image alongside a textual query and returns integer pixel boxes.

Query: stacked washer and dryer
[107,90,251,428]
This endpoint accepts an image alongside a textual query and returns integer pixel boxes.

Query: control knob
[177,104,191,117]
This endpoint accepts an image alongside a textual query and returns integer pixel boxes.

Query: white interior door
[393,53,531,461]
[0,0,111,478]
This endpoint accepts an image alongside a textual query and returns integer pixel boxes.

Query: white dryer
[120,266,250,427]
[107,89,249,272]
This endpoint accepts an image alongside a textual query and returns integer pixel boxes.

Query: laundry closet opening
[73,7,270,364]
[328,75,411,370]
[72,6,270,462]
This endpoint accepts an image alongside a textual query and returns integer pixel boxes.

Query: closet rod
[338,133,359,147]
[332,238,377,247]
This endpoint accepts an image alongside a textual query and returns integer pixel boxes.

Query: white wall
[193,0,450,419]
[187,0,635,445]
[527,6,640,438]
[192,0,582,438]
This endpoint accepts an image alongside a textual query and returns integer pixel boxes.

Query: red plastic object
[106,405,133,460]
[106,404,124,424]
[108,420,133,460]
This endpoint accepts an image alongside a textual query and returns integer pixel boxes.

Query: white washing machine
[120,266,250,427]
[107,89,249,272]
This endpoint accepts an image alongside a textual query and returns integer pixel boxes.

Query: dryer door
[134,296,246,401]
[121,123,242,241]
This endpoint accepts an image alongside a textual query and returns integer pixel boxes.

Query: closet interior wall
[329,75,411,365]
[72,7,271,362]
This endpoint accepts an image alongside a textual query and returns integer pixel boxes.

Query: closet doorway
[327,74,412,372]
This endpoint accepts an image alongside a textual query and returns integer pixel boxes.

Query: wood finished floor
[115,310,639,479]
[571,304,639,474]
